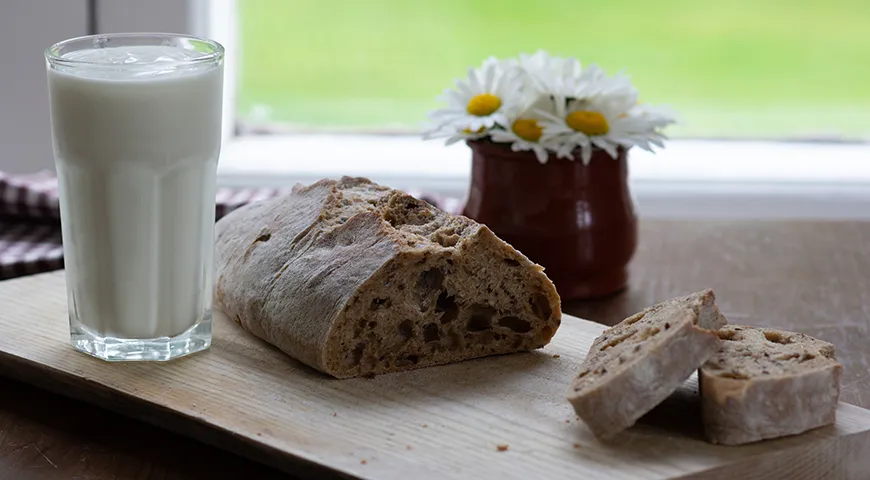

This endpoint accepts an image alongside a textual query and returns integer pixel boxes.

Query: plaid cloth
[0,171,459,280]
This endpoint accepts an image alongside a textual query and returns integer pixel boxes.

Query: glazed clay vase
[462,139,637,301]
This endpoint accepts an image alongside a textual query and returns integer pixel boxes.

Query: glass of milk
[45,33,224,361]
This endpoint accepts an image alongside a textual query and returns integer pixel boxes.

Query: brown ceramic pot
[462,139,637,301]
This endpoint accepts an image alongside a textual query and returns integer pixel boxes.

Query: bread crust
[214,177,562,378]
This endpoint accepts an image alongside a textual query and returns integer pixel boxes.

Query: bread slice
[567,290,728,439]
[699,325,843,445]
[213,177,562,379]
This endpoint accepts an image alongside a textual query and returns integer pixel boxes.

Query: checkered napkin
[0,171,457,280]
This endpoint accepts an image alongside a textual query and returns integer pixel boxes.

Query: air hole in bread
[370,297,390,310]
[423,323,440,342]
[467,305,495,332]
[255,232,271,242]
[531,293,553,320]
[601,331,637,350]
[497,316,532,333]
[719,329,738,341]
[368,321,377,329]
[395,354,420,367]
[625,312,645,325]
[417,268,445,296]
[436,292,458,324]
[434,232,459,247]
[764,330,791,344]
[800,352,817,362]
[351,342,365,366]
[398,320,415,340]
[776,352,801,361]
[639,326,660,340]
[503,258,520,267]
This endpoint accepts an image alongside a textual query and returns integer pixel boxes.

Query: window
[2,0,867,218]
[221,0,870,219]
[235,0,870,141]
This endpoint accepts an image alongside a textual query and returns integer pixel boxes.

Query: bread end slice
[567,290,727,439]
[700,325,843,445]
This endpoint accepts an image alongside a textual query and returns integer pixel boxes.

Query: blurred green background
[236,0,870,139]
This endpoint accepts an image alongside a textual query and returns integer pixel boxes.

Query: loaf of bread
[699,325,843,445]
[567,290,728,439]
[213,177,562,379]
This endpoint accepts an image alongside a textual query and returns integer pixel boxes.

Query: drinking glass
[45,33,224,361]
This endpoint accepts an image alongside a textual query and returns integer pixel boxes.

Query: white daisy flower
[538,93,674,165]
[515,50,583,98]
[421,51,678,164]
[488,102,559,164]
[421,123,489,146]
[514,51,637,102]
[573,63,636,100]
[424,60,517,135]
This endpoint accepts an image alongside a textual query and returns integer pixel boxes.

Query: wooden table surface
[2,219,868,479]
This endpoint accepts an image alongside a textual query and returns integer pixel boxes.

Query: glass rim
[45,32,224,68]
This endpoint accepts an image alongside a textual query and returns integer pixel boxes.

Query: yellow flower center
[511,118,543,142]
[463,126,486,134]
[566,110,609,136]
[466,94,502,117]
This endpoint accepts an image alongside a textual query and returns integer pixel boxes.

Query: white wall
[0,0,88,173]
[96,0,193,34]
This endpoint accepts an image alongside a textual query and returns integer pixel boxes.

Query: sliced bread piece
[699,325,843,445]
[567,290,728,439]
[213,177,562,379]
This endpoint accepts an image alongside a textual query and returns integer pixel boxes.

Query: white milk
[48,45,223,339]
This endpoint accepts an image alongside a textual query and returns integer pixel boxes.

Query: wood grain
[1,270,869,480]
[2,219,869,478]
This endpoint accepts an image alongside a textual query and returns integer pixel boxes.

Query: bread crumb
[573,443,581,449]
[332,412,337,417]
[422,424,428,428]
[564,419,570,424]
[552,354,561,358]
[360,460,367,465]
[496,444,509,452]
[406,445,413,450]
[256,432,262,436]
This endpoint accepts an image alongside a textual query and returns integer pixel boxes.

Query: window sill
[217,134,870,220]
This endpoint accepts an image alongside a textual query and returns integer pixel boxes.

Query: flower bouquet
[422,51,678,300]
[422,50,677,164]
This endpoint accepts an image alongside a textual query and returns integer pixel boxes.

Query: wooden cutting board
[1,271,869,479]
